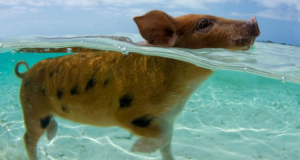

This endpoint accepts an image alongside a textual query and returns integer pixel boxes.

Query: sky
[0,0,299,45]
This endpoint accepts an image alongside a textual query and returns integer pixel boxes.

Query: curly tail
[15,61,29,79]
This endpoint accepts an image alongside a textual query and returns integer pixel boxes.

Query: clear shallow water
[0,34,300,160]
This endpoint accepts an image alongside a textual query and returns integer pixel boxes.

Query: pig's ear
[134,10,178,47]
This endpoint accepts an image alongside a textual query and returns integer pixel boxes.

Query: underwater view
[1,1,300,160]
[0,35,300,160]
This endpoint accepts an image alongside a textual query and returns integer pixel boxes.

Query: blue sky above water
[0,0,299,45]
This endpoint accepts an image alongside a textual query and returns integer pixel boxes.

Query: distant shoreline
[256,40,300,47]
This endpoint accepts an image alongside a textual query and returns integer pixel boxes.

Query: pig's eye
[197,18,210,30]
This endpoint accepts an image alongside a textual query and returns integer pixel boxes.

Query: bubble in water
[11,49,16,55]
[114,44,129,55]
[66,48,72,53]
[120,47,126,51]
[121,47,129,55]
[281,76,286,83]
[113,44,120,48]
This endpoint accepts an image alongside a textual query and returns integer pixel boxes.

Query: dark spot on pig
[103,78,109,86]
[132,116,153,128]
[85,78,96,91]
[57,89,64,99]
[70,85,79,95]
[40,115,51,129]
[49,72,53,78]
[41,88,46,95]
[61,105,68,112]
[120,94,133,108]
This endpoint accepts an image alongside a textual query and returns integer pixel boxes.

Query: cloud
[0,0,162,8]
[53,0,99,7]
[253,0,299,21]
[25,1,50,6]
[126,8,147,17]
[165,0,207,9]
[0,0,298,22]
[97,7,147,18]
[0,0,50,6]
[0,0,242,18]
[28,8,40,13]
[0,6,27,18]
[166,0,240,9]
[231,1,299,22]
[231,10,299,22]
[0,0,21,6]
[230,12,250,17]
[255,9,297,21]
[99,0,163,6]
[253,0,300,11]
[97,7,122,17]
[0,0,240,9]
[0,6,40,18]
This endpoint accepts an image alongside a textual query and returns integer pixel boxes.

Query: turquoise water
[0,35,300,160]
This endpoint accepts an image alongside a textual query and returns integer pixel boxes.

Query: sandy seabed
[1,68,300,160]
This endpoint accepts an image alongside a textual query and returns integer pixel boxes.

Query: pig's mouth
[232,36,256,46]
[229,36,257,50]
